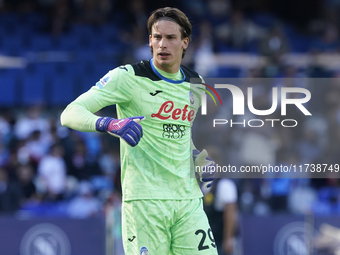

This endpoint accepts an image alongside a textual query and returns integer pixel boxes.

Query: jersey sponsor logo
[163,123,186,139]
[96,76,111,89]
[150,90,163,96]
[151,101,195,121]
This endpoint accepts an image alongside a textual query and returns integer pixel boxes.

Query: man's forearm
[60,91,102,132]
[223,203,237,240]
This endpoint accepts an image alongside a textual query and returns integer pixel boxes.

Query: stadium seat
[94,62,116,77]
[1,34,26,56]
[0,76,16,106]
[50,75,76,106]
[34,63,59,76]
[23,12,47,31]
[30,35,55,51]
[0,13,20,27]
[250,12,277,28]
[69,24,95,37]
[58,35,79,51]
[75,50,98,62]
[282,25,312,53]
[21,74,46,105]
[216,66,241,78]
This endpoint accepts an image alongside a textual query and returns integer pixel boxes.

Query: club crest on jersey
[189,91,194,104]
[96,76,111,89]
[140,246,149,255]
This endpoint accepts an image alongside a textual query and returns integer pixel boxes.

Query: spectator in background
[125,0,148,29]
[259,25,290,61]
[120,0,149,63]
[207,0,231,25]
[36,143,67,201]
[203,178,238,255]
[67,180,102,218]
[14,105,50,141]
[0,167,22,214]
[67,140,101,180]
[202,147,238,255]
[0,136,10,167]
[131,24,150,62]
[98,147,119,180]
[49,0,73,36]
[193,20,218,77]
[76,0,111,25]
[0,110,11,146]
[298,128,322,163]
[24,130,52,165]
[310,23,340,53]
[215,10,265,51]
[16,163,37,201]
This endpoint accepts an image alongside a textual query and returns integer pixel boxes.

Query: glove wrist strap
[95,117,114,132]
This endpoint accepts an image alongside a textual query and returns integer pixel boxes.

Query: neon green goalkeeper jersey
[61,59,205,201]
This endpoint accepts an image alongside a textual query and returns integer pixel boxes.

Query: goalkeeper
[61,7,217,255]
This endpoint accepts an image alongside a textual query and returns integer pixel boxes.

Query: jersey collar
[150,58,186,84]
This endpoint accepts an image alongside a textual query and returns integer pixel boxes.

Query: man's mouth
[158,52,170,57]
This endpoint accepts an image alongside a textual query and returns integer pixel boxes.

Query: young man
[61,7,217,255]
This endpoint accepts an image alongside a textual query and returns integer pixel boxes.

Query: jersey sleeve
[60,65,134,132]
[60,90,102,132]
[89,65,134,108]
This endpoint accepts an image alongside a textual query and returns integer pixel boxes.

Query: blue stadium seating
[58,35,80,51]
[0,76,16,106]
[21,73,46,105]
[30,35,56,51]
[215,66,242,78]
[50,75,76,105]
[250,12,277,28]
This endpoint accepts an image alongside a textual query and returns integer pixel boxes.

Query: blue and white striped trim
[150,58,186,84]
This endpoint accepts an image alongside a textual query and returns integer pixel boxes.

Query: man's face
[149,20,189,73]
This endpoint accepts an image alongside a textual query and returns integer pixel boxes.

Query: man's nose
[159,38,167,48]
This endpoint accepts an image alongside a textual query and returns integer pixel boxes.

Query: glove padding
[193,149,216,188]
[96,116,145,147]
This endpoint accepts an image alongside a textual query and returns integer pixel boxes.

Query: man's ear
[182,37,189,49]
[149,35,152,47]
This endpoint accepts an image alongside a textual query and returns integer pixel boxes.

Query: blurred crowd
[0,104,121,217]
[1,0,340,220]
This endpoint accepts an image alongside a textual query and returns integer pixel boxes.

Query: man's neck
[153,62,180,74]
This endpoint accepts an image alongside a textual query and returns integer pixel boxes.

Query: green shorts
[122,198,218,255]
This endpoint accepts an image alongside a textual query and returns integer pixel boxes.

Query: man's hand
[193,149,215,188]
[222,237,235,255]
[96,116,145,147]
